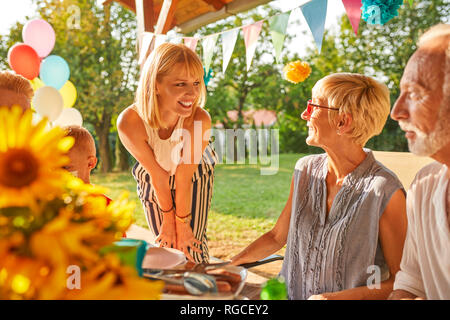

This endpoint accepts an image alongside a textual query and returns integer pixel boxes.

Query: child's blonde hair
[135,43,206,129]
[312,73,390,146]
[64,125,96,156]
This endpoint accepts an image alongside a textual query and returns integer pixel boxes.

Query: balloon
[22,19,55,58]
[53,108,83,127]
[40,55,70,90]
[7,43,41,80]
[29,77,45,91]
[59,80,77,108]
[32,86,63,122]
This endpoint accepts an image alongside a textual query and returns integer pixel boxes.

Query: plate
[160,265,248,300]
[141,247,186,269]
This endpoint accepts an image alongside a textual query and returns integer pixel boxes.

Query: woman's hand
[155,211,177,249]
[175,217,202,262]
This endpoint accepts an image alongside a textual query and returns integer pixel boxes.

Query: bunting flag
[154,34,168,49]
[221,28,239,74]
[139,32,154,65]
[301,0,328,53]
[242,20,263,71]
[167,34,182,44]
[342,0,362,35]
[184,37,199,52]
[408,0,413,6]
[202,34,219,73]
[269,12,291,64]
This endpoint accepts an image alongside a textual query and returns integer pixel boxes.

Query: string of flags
[139,0,413,75]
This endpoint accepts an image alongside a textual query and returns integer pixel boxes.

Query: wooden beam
[176,0,271,34]
[143,0,155,32]
[154,0,179,35]
[202,0,227,11]
[103,0,136,12]
[135,0,146,49]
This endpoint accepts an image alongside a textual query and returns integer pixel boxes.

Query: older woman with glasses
[231,73,407,300]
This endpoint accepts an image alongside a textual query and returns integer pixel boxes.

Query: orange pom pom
[283,60,312,84]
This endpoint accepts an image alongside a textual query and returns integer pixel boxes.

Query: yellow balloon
[29,77,44,92]
[30,78,45,110]
[59,80,77,108]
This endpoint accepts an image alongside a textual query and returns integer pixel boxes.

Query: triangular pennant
[242,20,264,71]
[221,28,239,74]
[202,34,219,73]
[167,34,182,44]
[408,0,413,6]
[301,0,328,53]
[269,12,291,64]
[154,34,167,49]
[139,32,154,65]
[342,0,362,35]
[184,37,199,52]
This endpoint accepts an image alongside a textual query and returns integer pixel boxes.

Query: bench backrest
[373,151,434,190]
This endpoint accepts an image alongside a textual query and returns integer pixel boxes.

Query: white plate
[141,247,186,269]
[161,265,248,300]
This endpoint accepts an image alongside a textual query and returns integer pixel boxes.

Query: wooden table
[240,271,267,299]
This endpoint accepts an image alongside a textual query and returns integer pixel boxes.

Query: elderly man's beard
[399,104,450,156]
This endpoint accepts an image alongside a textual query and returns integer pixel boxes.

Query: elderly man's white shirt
[393,162,450,299]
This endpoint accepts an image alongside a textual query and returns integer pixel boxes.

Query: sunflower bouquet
[0,106,163,299]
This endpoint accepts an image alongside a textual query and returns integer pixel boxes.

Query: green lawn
[91,153,306,245]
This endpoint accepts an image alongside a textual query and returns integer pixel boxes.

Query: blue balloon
[40,55,70,90]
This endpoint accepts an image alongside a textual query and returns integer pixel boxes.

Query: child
[63,125,112,205]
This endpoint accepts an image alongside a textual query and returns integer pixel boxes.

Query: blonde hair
[64,125,96,156]
[312,73,390,146]
[135,43,206,129]
[0,70,33,100]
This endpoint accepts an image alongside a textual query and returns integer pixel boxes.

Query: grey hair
[418,24,450,114]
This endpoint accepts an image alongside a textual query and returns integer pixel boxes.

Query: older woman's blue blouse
[280,149,404,300]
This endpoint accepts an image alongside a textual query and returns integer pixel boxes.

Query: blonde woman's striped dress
[132,141,218,264]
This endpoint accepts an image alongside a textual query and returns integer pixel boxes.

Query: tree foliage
[1,0,138,172]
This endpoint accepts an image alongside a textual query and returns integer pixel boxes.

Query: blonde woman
[231,73,407,299]
[117,43,217,263]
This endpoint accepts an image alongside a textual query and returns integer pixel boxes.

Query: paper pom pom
[283,60,312,84]
[361,0,403,25]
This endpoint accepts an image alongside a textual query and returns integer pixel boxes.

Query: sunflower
[0,105,74,211]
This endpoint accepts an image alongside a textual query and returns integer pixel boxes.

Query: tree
[192,6,290,129]
[317,0,449,151]
[1,0,138,172]
[275,0,449,153]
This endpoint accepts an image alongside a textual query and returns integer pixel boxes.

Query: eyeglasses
[306,100,340,114]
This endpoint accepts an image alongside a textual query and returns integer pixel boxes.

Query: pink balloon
[22,19,55,58]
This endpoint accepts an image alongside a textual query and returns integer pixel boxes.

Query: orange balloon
[7,43,41,80]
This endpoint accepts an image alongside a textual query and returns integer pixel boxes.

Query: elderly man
[389,24,450,300]
[0,70,33,110]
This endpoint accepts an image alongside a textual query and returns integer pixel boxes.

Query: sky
[0,0,346,57]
